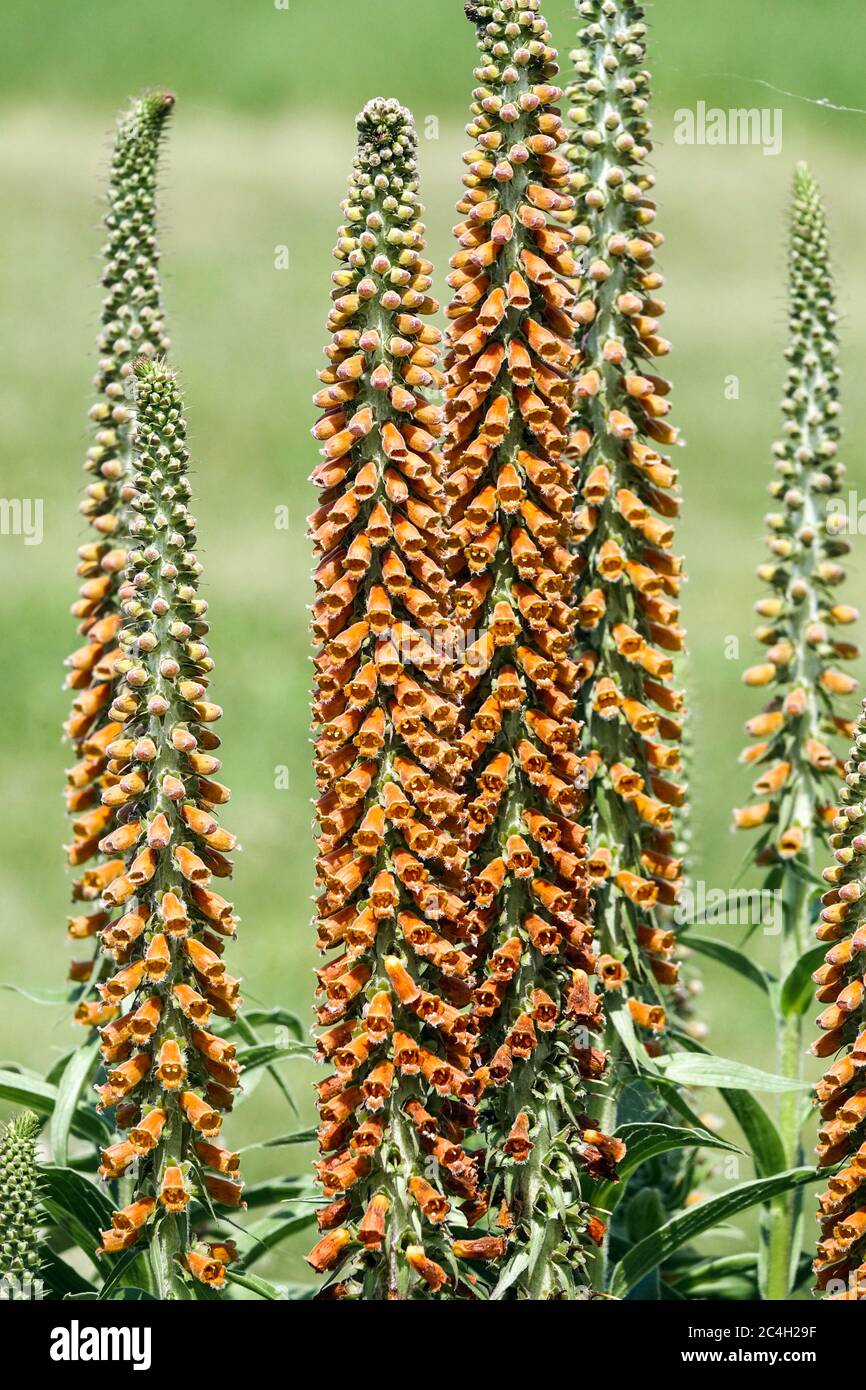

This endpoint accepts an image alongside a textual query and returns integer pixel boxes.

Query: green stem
[524,1106,559,1301]
[764,869,809,1300]
[585,1023,620,1294]
[149,1105,192,1301]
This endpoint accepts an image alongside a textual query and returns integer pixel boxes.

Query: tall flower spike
[307,98,483,1300]
[563,2,686,1042]
[64,91,174,1014]
[734,166,854,1297]
[443,1,610,1297]
[812,698,866,1300]
[90,359,243,1297]
[0,1112,43,1299]
[735,166,852,860]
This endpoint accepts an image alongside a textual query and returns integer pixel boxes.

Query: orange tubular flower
[442,0,605,1298]
[184,1249,227,1288]
[811,698,866,1299]
[563,3,685,1050]
[63,91,174,998]
[84,359,244,1297]
[307,98,482,1300]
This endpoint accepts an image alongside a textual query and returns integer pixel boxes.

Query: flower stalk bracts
[442,0,614,1295]
[562,0,686,1031]
[87,359,243,1296]
[307,98,484,1300]
[735,165,853,866]
[0,1112,43,1298]
[64,91,174,1006]
[812,697,866,1300]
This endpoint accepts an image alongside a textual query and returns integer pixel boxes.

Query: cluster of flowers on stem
[84,360,243,1293]
[306,98,488,1299]
[735,165,855,862]
[438,0,619,1293]
[65,92,174,946]
[563,0,686,1038]
[63,96,242,1294]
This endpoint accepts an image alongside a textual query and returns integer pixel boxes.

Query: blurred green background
[1,0,865,1291]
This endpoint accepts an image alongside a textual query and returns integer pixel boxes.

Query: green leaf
[97,1247,155,1301]
[489,1251,529,1301]
[669,1251,760,1292]
[242,1176,318,1209]
[721,1089,786,1177]
[626,1186,666,1244]
[669,1273,757,1300]
[51,1038,100,1167]
[785,858,824,889]
[780,943,828,1017]
[230,1013,305,1118]
[240,1007,304,1040]
[592,1122,742,1217]
[240,1127,316,1153]
[623,1189,665,1299]
[668,1029,786,1176]
[41,1166,114,1262]
[618,1121,742,1181]
[658,1052,808,1093]
[225,1268,286,1300]
[46,1052,76,1087]
[236,1042,313,1069]
[608,1167,820,1298]
[283,1282,318,1300]
[40,1249,96,1299]
[237,1210,319,1270]
[0,982,72,1006]
[0,1069,108,1145]
[686,935,775,996]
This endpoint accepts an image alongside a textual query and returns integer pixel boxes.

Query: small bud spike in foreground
[0,1112,44,1298]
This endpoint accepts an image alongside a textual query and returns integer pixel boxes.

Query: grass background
[1,0,865,1291]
